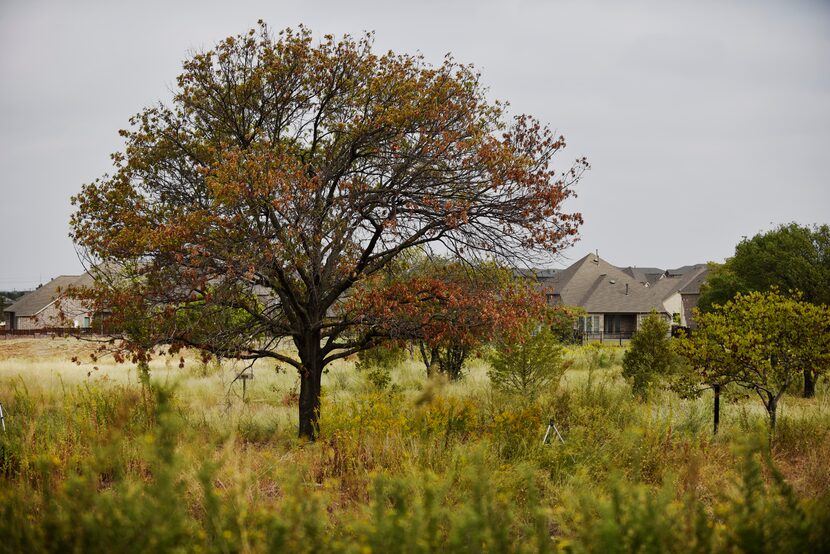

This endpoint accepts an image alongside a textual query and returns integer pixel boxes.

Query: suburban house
[529,253,709,339]
[3,273,97,331]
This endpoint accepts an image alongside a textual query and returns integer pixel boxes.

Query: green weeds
[0,345,827,552]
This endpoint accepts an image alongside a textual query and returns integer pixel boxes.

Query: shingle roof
[534,254,710,314]
[3,275,87,317]
[665,265,699,277]
[514,268,558,282]
[543,254,665,313]
[621,266,664,285]
[678,266,709,294]
[648,265,708,298]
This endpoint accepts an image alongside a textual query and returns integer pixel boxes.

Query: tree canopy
[698,223,830,312]
[69,23,586,439]
[353,258,548,380]
[675,290,830,433]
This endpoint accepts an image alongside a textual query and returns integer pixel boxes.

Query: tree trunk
[767,396,778,434]
[297,330,324,441]
[713,384,721,435]
[419,341,438,377]
[438,344,468,380]
[803,369,816,398]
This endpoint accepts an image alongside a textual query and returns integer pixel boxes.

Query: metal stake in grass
[0,402,5,432]
[542,418,564,445]
[240,371,253,401]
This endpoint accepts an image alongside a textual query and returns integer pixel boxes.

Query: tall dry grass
[0,338,827,552]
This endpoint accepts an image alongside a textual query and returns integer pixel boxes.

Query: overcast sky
[1,0,828,289]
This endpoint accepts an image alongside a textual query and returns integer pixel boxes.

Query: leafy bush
[355,343,408,372]
[1,338,829,552]
[488,323,566,399]
[561,434,830,553]
[622,312,674,398]
[355,343,408,390]
[580,342,617,371]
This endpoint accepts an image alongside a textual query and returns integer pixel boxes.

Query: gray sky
[1,0,828,290]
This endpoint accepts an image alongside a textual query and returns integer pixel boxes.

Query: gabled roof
[546,253,667,313]
[665,265,699,277]
[3,275,87,317]
[530,253,711,314]
[621,266,664,285]
[648,264,708,300]
[678,266,709,294]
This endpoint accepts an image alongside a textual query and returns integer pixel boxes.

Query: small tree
[671,334,734,435]
[622,311,674,399]
[355,342,408,390]
[354,258,547,380]
[677,290,830,434]
[488,318,566,398]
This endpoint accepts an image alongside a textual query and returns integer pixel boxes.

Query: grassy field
[0,337,828,553]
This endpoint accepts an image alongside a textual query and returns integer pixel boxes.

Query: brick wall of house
[12,298,93,330]
[14,315,41,330]
[681,293,701,328]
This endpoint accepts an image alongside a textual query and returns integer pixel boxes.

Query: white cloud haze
[1,0,828,289]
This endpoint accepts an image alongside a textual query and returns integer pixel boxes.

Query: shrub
[580,342,616,372]
[355,343,408,372]
[488,323,565,399]
[355,343,408,390]
[622,312,674,399]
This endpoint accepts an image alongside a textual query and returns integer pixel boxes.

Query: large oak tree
[70,24,586,439]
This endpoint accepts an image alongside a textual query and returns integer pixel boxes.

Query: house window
[577,315,600,333]
[83,316,90,328]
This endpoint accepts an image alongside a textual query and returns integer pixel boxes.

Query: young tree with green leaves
[487,317,567,398]
[676,290,830,434]
[69,24,585,439]
[355,342,408,390]
[621,311,674,399]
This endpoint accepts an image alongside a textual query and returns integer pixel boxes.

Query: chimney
[625,283,629,295]
[593,249,599,264]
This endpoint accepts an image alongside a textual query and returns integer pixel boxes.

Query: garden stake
[0,402,5,432]
[543,418,564,445]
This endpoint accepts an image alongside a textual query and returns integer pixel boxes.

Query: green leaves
[676,289,830,429]
[622,312,675,399]
[698,223,830,312]
[488,319,566,398]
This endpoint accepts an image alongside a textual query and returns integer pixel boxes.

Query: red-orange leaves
[69,23,587,438]
[347,260,546,351]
